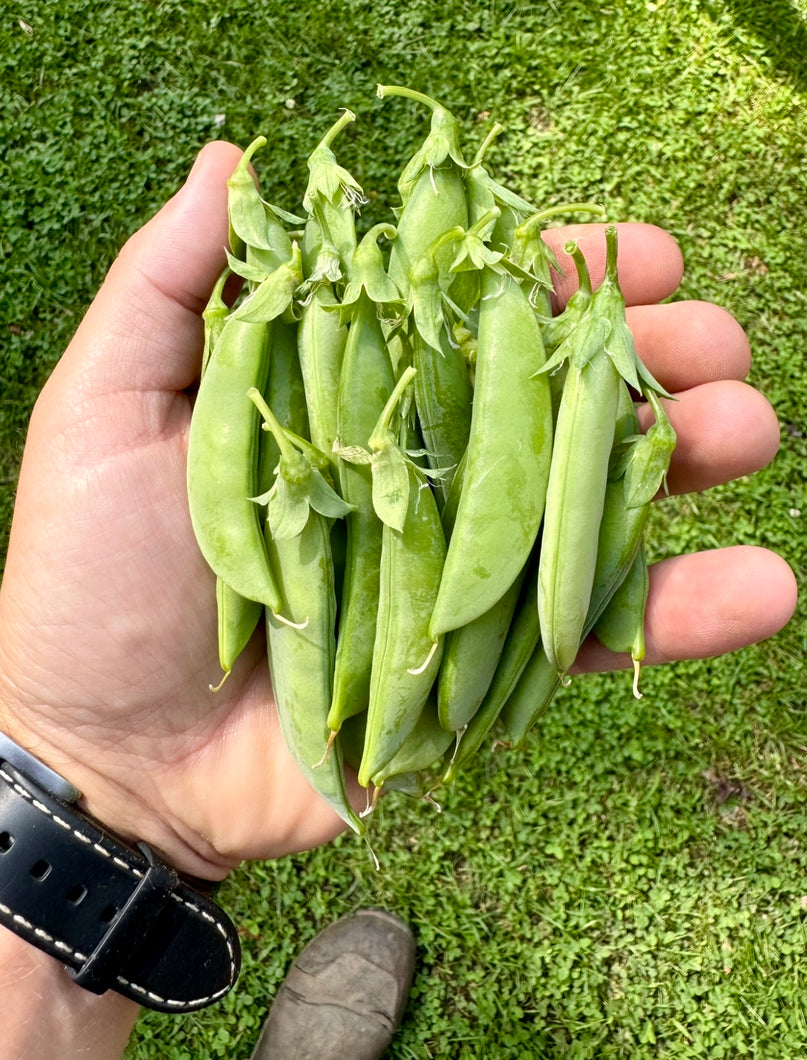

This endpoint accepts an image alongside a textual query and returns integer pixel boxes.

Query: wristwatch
[0,732,241,1012]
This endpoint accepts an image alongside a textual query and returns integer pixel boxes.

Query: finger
[544,222,684,310]
[642,380,781,496]
[627,300,752,391]
[574,546,798,673]
[56,141,243,397]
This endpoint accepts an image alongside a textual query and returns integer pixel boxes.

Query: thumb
[55,140,244,398]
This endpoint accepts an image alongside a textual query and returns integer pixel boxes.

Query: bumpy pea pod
[357,368,447,789]
[593,542,649,698]
[186,250,303,614]
[429,265,553,638]
[249,392,361,834]
[327,225,399,735]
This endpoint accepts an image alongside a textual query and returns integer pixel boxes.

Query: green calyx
[303,110,365,213]
[377,85,467,204]
[338,223,403,320]
[249,389,354,538]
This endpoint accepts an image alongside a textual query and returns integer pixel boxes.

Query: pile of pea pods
[186,86,677,835]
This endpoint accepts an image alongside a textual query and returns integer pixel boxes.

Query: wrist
[0,702,234,883]
[0,925,140,1060]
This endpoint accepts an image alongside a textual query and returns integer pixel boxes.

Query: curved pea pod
[428,267,553,638]
[593,542,649,699]
[264,510,362,835]
[187,254,303,611]
[328,293,396,733]
[370,695,454,797]
[214,579,263,689]
[187,315,279,611]
[441,554,542,784]
[358,457,447,788]
[586,385,676,633]
[252,396,361,834]
[498,643,561,747]
[356,369,447,788]
[436,565,525,733]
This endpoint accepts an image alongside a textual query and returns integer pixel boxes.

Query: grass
[2,0,806,1056]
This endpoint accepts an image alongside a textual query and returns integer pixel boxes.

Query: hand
[0,143,797,883]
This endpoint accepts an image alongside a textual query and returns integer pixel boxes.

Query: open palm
[0,142,797,881]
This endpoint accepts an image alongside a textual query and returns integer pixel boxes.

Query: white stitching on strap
[0,765,238,1007]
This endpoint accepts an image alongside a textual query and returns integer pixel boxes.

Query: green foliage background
[2,0,806,1056]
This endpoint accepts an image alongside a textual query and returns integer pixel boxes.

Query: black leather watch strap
[0,742,241,1012]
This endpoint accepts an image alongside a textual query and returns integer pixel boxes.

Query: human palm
[0,142,797,880]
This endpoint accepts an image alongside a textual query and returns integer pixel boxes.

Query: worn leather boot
[250,908,416,1060]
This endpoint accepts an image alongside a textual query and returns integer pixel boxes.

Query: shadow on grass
[705,0,807,93]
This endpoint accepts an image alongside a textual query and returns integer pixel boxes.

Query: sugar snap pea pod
[436,568,526,733]
[441,553,542,784]
[187,253,302,612]
[378,86,469,301]
[297,283,347,467]
[249,393,362,834]
[499,644,561,747]
[428,266,553,638]
[370,695,454,798]
[536,322,620,675]
[328,227,399,734]
[213,579,263,690]
[593,542,649,699]
[585,383,676,633]
[357,368,447,789]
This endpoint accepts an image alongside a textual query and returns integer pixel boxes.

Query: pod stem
[563,241,593,297]
[316,109,356,150]
[471,122,505,166]
[377,84,443,111]
[369,365,417,450]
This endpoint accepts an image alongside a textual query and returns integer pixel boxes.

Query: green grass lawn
[2,1,806,1056]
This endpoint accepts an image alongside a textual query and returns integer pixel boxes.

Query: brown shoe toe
[251,908,416,1060]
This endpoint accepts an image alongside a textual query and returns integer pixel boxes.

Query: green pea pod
[436,566,526,733]
[498,644,561,747]
[252,399,361,835]
[357,369,447,789]
[429,268,552,638]
[537,329,621,675]
[593,542,649,698]
[586,386,676,634]
[187,315,280,611]
[214,579,263,689]
[264,509,362,835]
[371,695,454,796]
[257,319,309,489]
[328,291,396,733]
[441,553,541,784]
[297,283,347,467]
